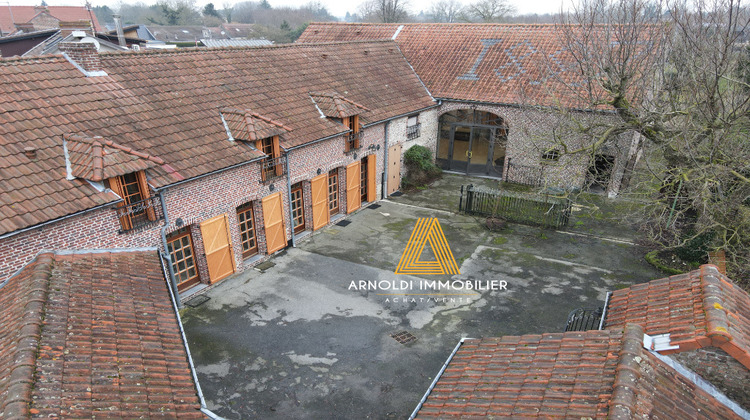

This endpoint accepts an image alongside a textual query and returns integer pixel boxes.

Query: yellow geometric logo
[395,218,460,275]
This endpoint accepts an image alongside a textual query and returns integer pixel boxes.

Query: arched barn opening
[436,109,508,177]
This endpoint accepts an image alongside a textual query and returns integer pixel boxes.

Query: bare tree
[430,0,464,22]
[357,0,411,22]
[464,0,515,22]
[553,0,750,282]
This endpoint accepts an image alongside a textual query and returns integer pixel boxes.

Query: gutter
[382,120,390,199]
[158,191,181,308]
[409,337,471,419]
[158,253,224,419]
[284,150,296,248]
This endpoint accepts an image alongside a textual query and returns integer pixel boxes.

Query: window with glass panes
[360,157,368,203]
[290,183,305,233]
[236,203,258,258]
[166,227,199,290]
[328,169,339,215]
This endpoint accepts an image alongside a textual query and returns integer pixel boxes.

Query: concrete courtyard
[181,175,662,419]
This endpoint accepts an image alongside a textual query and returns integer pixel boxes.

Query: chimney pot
[24,147,37,159]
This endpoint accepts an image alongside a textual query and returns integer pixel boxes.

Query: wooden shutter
[199,214,236,283]
[311,173,329,230]
[343,117,351,153]
[346,161,361,214]
[352,115,360,149]
[366,154,376,202]
[272,136,283,177]
[262,192,287,254]
[136,171,156,221]
[109,176,132,231]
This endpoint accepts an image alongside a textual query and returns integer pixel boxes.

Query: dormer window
[108,170,157,231]
[343,115,361,152]
[63,134,165,233]
[219,108,290,182]
[308,92,370,154]
[258,135,284,181]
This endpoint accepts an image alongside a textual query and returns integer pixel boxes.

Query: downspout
[382,120,390,199]
[158,253,224,419]
[409,337,470,419]
[284,150,296,248]
[158,191,182,308]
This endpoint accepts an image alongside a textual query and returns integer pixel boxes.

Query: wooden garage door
[346,161,361,214]
[388,143,402,195]
[262,192,287,254]
[311,173,329,230]
[199,214,236,284]
[367,154,376,202]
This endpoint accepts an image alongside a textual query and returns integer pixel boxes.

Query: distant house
[413,265,750,418]
[0,5,101,36]
[299,23,641,196]
[146,23,267,45]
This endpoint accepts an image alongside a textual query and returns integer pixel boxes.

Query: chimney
[59,20,91,37]
[14,23,35,33]
[112,14,126,47]
[59,42,105,76]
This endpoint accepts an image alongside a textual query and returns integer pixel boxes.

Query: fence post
[459,185,464,212]
[466,184,474,214]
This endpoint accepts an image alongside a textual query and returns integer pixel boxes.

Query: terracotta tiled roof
[298,23,598,108]
[605,264,750,369]
[0,6,101,34]
[220,108,291,142]
[0,41,432,236]
[65,134,164,182]
[309,91,370,118]
[416,325,742,419]
[0,251,202,418]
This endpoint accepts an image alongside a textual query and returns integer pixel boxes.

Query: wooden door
[311,174,329,230]
[346,161,361,214]
[262,192,287,254]
[388,143,402,195]
[200,214,236,284]
[166,227,200,292]
[367,154,376,202]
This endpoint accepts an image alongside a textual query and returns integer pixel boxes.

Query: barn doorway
[437,109,507,177]
[586,154,615,193]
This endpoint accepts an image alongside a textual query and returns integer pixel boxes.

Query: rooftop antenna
[4,1,16,35]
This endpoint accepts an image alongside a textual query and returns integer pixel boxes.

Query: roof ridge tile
[700,264,733,345]
[608,324,644,419]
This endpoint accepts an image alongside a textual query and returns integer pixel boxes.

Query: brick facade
[436,101,634,196]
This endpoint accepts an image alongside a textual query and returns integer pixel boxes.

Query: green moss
[563,253,577,259]
[645,250,685,275]
[492,236,508,245]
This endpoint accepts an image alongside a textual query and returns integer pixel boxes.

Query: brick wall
[0,121,395,284]
[383,108,439,188]
[58,42,102,72]
[437,101,634,196]
[670,348,750,411]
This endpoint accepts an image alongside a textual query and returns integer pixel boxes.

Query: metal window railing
[260,155,287,182]
[407,123,421,140]
[564,307,604,332]
[347,131,362,151]
[114,193,164,232]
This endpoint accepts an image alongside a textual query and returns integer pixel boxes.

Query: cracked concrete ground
[181,175,662,419]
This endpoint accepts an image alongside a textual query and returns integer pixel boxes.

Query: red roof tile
[65,134,163,182]
[0,251,202,418]
[298,23,602,109]
[0,41,433,236]
[220,108,291,142]
[0,6,101,34]
[605,264,750,369]
[309,91,370,118]
[416,325,743,419]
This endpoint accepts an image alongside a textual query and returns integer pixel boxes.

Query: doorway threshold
[179,283,208,300]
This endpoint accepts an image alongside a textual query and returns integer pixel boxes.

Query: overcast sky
[3,0,567,20]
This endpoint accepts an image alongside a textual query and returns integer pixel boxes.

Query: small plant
[401,145,442,191]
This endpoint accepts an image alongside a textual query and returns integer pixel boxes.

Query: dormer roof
[64,134,164,182]
[220,108,291,142]
[309,91,370,119]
